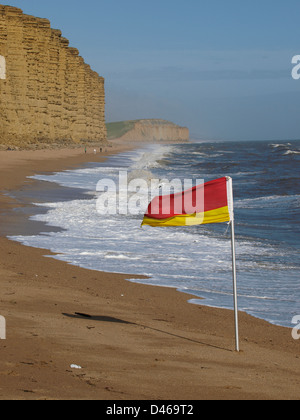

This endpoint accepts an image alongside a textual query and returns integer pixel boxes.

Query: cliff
[0,5,106,149]
[107,119,189,143]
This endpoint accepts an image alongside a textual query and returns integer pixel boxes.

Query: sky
[6,0,300,141]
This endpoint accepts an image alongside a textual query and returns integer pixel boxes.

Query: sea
[9,140,300,328]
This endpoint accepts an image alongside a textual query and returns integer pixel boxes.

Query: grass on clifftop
[106,121,136,140]
[106,119,180,140]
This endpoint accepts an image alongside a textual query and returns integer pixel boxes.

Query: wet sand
[0,141,300,400]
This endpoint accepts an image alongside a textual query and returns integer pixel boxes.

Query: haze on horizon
[7,0,300,141]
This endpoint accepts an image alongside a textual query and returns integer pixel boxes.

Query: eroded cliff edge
[107,119,189,143]
[0,5,106,149]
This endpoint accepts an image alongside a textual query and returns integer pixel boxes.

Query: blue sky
[7,0,300,140]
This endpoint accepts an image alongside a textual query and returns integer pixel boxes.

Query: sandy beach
[0,142,300,400]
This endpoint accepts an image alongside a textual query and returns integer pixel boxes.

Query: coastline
[0,142,300,400]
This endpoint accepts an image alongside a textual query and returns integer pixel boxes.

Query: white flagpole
[231,218,240,352]
[227,177,240,352]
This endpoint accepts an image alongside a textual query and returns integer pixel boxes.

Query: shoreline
[0,142,300,400]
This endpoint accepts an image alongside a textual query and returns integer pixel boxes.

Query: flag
[141,176,240,351]
[142,177,233,227]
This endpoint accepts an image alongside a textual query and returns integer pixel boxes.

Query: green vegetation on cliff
[106,119,189,142]
[106,121,136,140]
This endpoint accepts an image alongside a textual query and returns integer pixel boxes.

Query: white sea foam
[269,143,291,148]
[9,143,300,328]
[235,194,300,209]
[284,150,300,155]
[11,186,296,326]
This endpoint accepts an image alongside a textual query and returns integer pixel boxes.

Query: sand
[0,141,300,400]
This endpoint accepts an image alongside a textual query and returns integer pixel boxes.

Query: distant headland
[107,119,189,143]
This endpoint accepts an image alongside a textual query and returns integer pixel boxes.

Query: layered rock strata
[0,5,106,148]
[107,119,189,143]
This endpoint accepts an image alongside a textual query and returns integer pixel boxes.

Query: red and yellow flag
[142,177,233,227]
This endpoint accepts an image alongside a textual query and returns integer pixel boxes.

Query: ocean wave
[191,152,208,156]
[104,253,140,260]
[269,143,291,148]
[9,140,300,329]
[234,171,264,176]
[235,194,300,209]
[130,145,175,171]
[284,150,300,155]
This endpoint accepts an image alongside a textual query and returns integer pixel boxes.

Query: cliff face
[107,119,189,143]
[0,5,106,148]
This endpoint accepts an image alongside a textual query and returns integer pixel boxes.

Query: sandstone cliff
[107,119,189,143]
[0,5,106,149]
